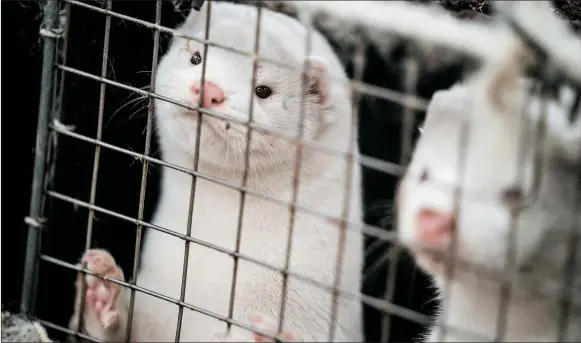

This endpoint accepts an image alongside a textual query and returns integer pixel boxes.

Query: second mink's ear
[303,56,334,126]
[303,56,330,107]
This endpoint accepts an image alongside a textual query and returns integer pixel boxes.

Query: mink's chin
[182,109,203,119]
[414,250,447,277]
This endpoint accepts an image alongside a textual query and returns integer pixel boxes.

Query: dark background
[2,1,579,342]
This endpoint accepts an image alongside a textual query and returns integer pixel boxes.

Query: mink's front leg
[68,249,129,342]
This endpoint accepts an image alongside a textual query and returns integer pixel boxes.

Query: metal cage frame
[21,1,581,342]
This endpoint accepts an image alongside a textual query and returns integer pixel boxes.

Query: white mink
[396,39,581,341]
[68,2,363,342]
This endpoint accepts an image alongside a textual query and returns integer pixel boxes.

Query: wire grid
[21,0,581,342]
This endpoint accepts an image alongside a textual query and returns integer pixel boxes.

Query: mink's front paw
[70,249,126,340]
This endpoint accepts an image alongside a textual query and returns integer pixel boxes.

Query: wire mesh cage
[20,0,581,342]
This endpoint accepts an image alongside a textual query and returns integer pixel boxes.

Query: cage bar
[73,1,113,338]
[225,2,263,335]
[21,0,61,316]
[125,2,163,341]
[174,1,213,341]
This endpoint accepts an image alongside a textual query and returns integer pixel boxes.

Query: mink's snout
[191,80,226,108]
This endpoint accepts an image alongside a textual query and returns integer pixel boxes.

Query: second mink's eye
[190,51,202,65]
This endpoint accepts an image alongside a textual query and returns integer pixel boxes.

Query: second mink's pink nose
[416,208,455,247]
[191,81,225,108]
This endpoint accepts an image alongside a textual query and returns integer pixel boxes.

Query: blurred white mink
[396,29,581,342]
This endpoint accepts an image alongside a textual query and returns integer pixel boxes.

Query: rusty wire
[73,0,112,339]
[125,1,163,341]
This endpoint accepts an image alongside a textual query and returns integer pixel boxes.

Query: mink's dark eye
[190,51,202,65]
[255,85,272,99]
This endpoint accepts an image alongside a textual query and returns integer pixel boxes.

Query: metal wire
[42,189,430,324]
[39,254,296,341]
[557,161,581,341]
[73,1,113,338]
[124,2,163,342]
[435,83,471,342]
[381,51,420,343]
[325,24,367,342]
[47,123,402,246]
[175,1,212,341]
[38,319,102,343]
[61,0,429,112]
[47,1,71,192]
[225,2,262,335]
[52,63,409,178]
[273,12,314,342]
[493,81,552,341]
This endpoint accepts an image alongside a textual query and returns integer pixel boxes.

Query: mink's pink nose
[416,208,454,247]
[191,81,225,108]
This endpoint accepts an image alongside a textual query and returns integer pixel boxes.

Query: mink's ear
[181,2,210,33]
[428,86,470,117]
[422,85,471,129]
